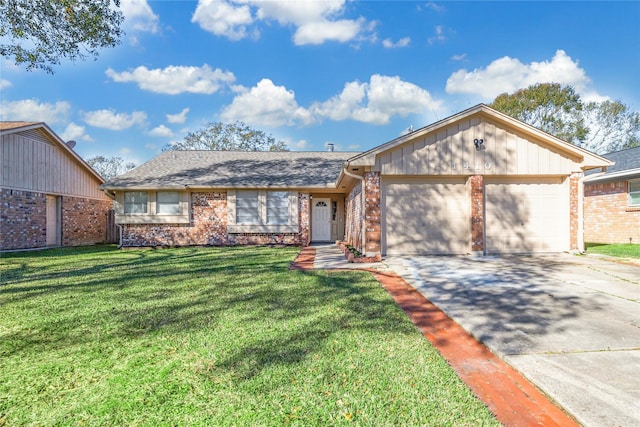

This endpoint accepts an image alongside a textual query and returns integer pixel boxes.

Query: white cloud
[60,122,94,142]
[106,65,236,95]
[383,37,411,48]
[221,78,313,127]
[446,50,596,100]
[427,25,445,45]
[222,74,443,128]
[293,18,364,45]
[166,108,190,124]
[192,0,253,40]
[312,75,442,125]
[83,109,147,130]
[451,53,467,61]
[0,79,12,89]
[284,138,309,150]
[149,124,174,137]
[425,2,445,12]
[0,99,70,123]
[121,0,160,33]
[192,0,371,45]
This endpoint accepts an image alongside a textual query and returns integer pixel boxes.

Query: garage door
[485,177,568,253]
[383,177,470,255]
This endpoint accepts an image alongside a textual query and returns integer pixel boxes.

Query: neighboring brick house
[583,147,640,244]
[0,122,112,250]
[102,105,611,255]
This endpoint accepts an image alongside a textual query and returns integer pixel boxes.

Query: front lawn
[0,246,497,426]
[585,243,640,258]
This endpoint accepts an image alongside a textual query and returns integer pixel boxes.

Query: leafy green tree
[86,155,136,181]
[0,0,124,73]
[490,83,640,153]
[490,83,588,145]
[164,121,288,152]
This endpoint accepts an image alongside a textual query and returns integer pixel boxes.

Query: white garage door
[485,177,568,253]
[383,177,470,255]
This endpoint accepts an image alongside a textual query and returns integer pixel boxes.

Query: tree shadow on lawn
[0,247,414,377]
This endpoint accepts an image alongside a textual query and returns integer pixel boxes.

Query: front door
[311,198,331,241]
[46,195,61,246]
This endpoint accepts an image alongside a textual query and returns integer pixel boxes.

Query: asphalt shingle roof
[601,147,640,173]
[0,121,40,131]
[102,150,356,189]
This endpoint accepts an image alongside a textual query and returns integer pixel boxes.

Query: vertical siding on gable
[377,117,579,176]
[0,131,106,199]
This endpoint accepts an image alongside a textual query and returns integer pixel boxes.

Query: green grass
[0,246,498,426]
[585,243,640,258]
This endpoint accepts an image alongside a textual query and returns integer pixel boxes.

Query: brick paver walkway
[291,247,580,427]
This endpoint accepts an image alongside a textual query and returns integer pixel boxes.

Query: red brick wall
[345,182,363,252]
[364,172,381,255]
[569,173,581,250]
[584,180,640,244]
[62,196,111,247]
[1,189,47,250]
[1,189,110,250]
[470,175,484,252]
[121,191,310,247]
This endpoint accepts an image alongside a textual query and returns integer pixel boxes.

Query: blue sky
[1,0,639,166]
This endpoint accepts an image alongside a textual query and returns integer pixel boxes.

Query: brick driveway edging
[291,247,579,427]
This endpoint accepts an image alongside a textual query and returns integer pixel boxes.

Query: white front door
[312,198,331,241]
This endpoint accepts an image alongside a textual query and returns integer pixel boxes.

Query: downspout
[117,225,123,249]
[577,171,605,254]
[342,167,366,253]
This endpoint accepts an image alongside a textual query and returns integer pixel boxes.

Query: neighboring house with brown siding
[583,147,640,244]
[0,122,112,250]
[102,105,611,256]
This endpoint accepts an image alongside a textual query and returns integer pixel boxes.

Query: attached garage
[485,177,569,253]
[342,105,612,257]
[383,177,470,255]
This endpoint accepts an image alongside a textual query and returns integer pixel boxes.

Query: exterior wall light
[474,138,485,150]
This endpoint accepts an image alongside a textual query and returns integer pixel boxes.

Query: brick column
[364,171,381,256]
[569,172,582,251]
[298,192,310,246]
[470,175,484,254]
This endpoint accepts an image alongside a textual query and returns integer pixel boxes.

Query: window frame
[236,190,260,225]
[227,190,298,233]
[630,180,640,206]
[266,191,289,225]
[124,191,148,214]
[156,191,181,215]
[116,190,189,224]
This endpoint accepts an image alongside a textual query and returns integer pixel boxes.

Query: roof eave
[584,168,640,183]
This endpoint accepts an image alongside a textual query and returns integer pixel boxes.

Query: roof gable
[102,150,354,189]
[348,104,611,172]
[0,121,105,184]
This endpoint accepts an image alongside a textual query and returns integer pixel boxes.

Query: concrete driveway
[386,254,640,427]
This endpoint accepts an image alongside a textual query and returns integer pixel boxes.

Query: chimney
[327,143,334,152]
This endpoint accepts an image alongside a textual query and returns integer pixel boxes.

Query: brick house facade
[104,105,611,255]
[583,147,640,245]
[1,122,112,251]
[120,191,310,247]
[584,182,640,244]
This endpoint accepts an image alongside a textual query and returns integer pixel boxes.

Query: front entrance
[46,195,61,246]
[311,198,331,241]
